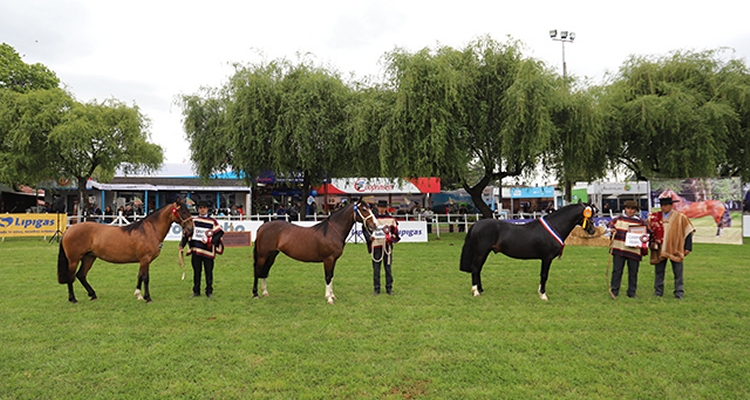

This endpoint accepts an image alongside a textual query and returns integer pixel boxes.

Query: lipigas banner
[0,213,67,237]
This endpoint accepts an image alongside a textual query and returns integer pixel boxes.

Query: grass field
[1,234,749,399]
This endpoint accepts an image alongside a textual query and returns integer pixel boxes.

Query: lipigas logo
[0,217,13,228]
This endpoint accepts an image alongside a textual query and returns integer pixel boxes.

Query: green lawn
[1,235,748,399]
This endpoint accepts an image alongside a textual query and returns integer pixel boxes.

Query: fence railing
[67,209,595,238]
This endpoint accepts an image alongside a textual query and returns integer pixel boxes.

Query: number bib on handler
[192,226,209,242]
[625,226,647,248]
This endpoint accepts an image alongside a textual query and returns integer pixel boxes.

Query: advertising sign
[163,220,429,243]
[650,178,742,245]
[0,214,66,237]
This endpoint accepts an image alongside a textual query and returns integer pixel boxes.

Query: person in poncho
[607,200,649,298]
[180,200,224,298]
[648,197,695,299]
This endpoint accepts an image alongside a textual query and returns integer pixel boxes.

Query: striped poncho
[608,215,649,261]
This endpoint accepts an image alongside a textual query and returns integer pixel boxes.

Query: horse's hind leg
[76,254,98,300]
[253,250,277,298]
[67,282,78,303]
[471,251,491,297]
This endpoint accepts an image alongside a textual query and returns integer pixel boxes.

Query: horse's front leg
[538,259,553,301]
[134,262,152,302]
[324,260,336,304]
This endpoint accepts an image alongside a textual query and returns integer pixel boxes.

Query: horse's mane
[120,202,174,233]
[314,202,356,236]
[545,202,585,225]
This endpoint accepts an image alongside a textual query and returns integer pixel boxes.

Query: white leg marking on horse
[538,285,548,301]
[134,289,144,301]
[261,278,269,297]
[325,280,335,304]
[472,285,481,297]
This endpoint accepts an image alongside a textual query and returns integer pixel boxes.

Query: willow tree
[602,49,750,180]
[0,43,64,188]
[181,58,353,215]
[1,43,162,212]
[545,84,608,200]
[50,99,163,212]
[382,37,558,217]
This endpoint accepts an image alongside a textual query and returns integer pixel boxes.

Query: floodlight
[560,31,568,39]
[549,29,557,38]
[569,32,576,41]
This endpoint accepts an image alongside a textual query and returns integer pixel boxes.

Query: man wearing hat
[648,196,695,299]
[607,200,649,298]
[179,200,225,298]
[362,200,401,295]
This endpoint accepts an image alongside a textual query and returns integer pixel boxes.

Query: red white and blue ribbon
[539,217,565,258]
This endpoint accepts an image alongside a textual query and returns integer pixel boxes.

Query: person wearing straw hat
[362,200,401,295]
[606,200,649,299]
[180,200,225,298]
[648,196,695,299]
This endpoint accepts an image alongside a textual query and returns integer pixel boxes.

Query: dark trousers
[372,246,393,293]
[191,255,214,295]
[611,254,639,297]
[654,259,684,298]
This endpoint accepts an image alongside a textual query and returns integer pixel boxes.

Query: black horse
[459,202,597,300]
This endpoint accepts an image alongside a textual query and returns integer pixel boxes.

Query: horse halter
[171,205,192,226]
[353,202,378,227]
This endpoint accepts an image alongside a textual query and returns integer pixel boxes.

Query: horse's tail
[253,245,260,276]
[57,240,72,284]
[459,224,475,273]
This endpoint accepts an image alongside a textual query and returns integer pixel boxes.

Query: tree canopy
[0,43,163,211]
[180,58,353,214]
[602,49,750,181]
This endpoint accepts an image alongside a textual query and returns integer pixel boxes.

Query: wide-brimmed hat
[623,200,639,210]
[659,197,678,206]
[196,200,210,208]
[376,200,388,207]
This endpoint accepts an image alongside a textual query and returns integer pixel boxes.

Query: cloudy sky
[3,0,750,165]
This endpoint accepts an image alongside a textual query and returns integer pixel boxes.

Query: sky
[3,0,750,167]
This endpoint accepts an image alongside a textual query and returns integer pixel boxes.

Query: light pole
[549,29,576,204]
[549,29,575,79]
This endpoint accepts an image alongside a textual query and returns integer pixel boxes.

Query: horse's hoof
[90,297,98,301]
[539,293,549,301]
[472,285,481,297]
[262,292,269,297]
[69,298,78,304]
[145,298,153,303]
[327,298,335,305]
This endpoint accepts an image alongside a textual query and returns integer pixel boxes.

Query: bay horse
[459,202,597,300]
[57,199,194,303]
[253,200,378,304]
[659,188,729,236]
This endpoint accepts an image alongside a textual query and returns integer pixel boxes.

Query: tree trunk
[77,176,88,222]
[463,174,493,219]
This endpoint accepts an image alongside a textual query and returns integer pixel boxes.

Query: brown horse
[659,188,729,236]
[57,199,194,303]
[253,200,379,304]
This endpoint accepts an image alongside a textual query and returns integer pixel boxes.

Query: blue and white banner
[164,220,428,243]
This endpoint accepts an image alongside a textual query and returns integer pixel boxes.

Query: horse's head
[577,201,598,235]
[660,188,679,201]
[353,200,379,233]
[172,199,194,237]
